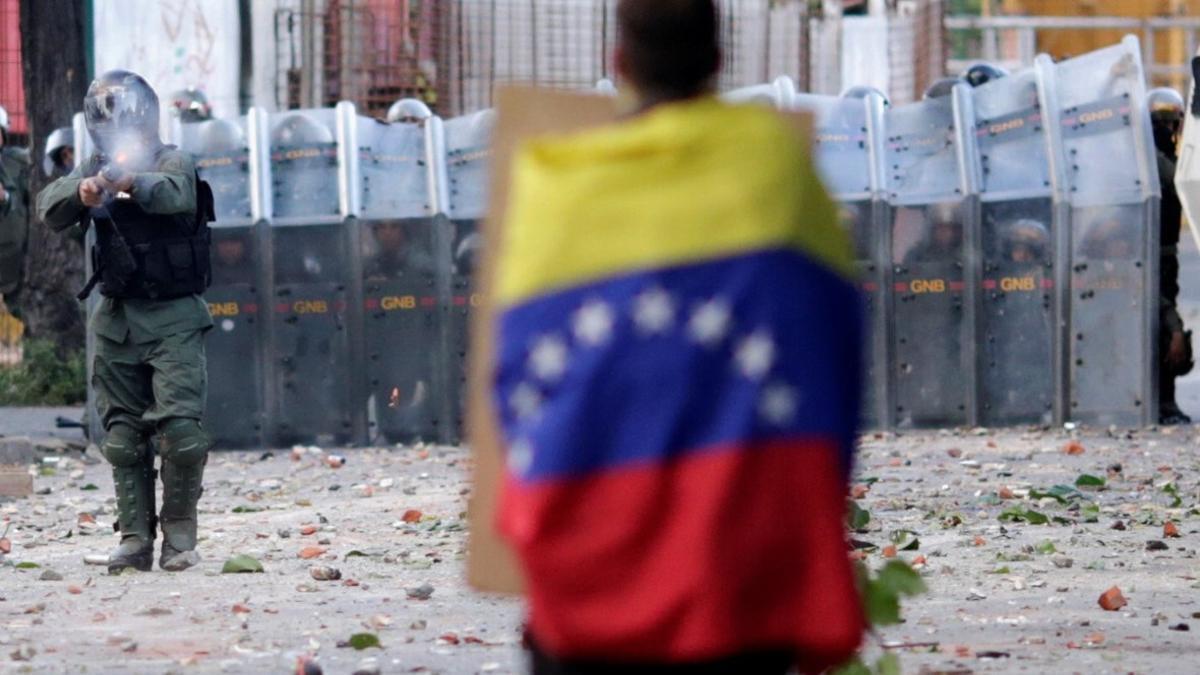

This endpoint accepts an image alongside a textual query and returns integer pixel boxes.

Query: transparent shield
[891,201,969,427]
[361,218,442,443]
[1069,204,1148,423]
[179,118,252,224]
[269,111,340,221]
[979,199,1055,425]
[269,225,355,445]
[972,70,1051,199]
[885,96,963,204]
[206,227,264,447]
[841,200,882,428]
[444,111,494,220]
[1053,41,1156,208]
[357,118,430,220]
[793,94,872,198]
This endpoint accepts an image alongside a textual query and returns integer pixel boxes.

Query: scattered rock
[406,583,435,600]
[1051,556,1074,569]
[1099,586,1128,611]
[38,569,63,581]
[310,566,342,581]
[1146,540,1170,552]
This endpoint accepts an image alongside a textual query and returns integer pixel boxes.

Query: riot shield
[442,111,493,443]
[1049,37,1159,426]
[884,89,979,428]
[266,110,358,446]
[355,113,445,444]
[792,92,889,428]
[971,68,1059,426]
[176,115,267,448]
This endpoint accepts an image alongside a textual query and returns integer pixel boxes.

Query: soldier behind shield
[1148,87,1193,424]
[37,71,214,575]
[1001,218,1050,266]
[0,105,32,307]
[904,203,963,264]
[364,219,436,281]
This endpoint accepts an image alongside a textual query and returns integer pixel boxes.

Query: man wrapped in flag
[491,1,865,672]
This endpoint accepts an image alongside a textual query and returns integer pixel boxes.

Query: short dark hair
[617,0,720,98]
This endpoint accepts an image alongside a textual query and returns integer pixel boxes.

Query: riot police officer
[37,70,214,573]
[924,77,966,100]
[0,105,32,303]
[1148,87,1193,424]
[43,127,75,179]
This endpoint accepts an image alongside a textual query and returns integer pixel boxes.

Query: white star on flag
[573,299,615,346]
[759,383,800,426]
[528,335,568,382]
[633,287,676,336]
[687,298,732,347]
[509,383,543,419]
[734,330,776,380]
[507,439,535,476]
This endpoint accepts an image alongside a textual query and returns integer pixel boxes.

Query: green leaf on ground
[347,633,381,650]
[231,505,266,514]
[848,501,871,531]
[1163,483,1183,508]
[889,529,920,551]
[221,555,264,574]
[15,562,40,569]
[1034,540,1057,554]
[1075,474,1106,488]
[80,483,99,491]
[999,506,1050,525]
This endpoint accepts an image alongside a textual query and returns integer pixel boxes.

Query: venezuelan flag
[494,97,865,670]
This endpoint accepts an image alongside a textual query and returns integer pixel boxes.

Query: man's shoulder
[156,146,197,172]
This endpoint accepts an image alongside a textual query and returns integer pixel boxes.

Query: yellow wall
[1000,0,1193,84]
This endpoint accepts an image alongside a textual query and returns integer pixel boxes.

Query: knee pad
[158,418,211,466]
[100,424,149,467]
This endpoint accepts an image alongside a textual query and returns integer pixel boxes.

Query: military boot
[102,426,156,574]
[158,418,211,571]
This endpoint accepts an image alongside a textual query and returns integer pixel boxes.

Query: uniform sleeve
[131,150,196,216]
[36,164,88,233]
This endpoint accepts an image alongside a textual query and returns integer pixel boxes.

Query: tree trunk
[18,0,89,355]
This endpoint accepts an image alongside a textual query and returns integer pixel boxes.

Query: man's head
[84,70,161,159]
[1148,87,1185,153]
[615,0,720,105]
[375,221,407,254]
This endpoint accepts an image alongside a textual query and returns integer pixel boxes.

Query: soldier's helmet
[198,119,246,155]
[271,113,334,147]
[1001,218,1050,262]
[962,63,1009,88]
[42,126,74,177]
[1148,87,1185,125]
[84,70,161,153]
[924,77,966,100]
[386,99,433,124]
[841,85,889,106]
[168,88,212,123]
[0,104,8,143]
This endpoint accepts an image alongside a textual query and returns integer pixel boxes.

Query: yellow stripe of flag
[495,97,854,307]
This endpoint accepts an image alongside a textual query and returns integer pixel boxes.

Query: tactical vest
[82,152,215,301]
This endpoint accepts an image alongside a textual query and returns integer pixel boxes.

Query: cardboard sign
[467,86,621,594]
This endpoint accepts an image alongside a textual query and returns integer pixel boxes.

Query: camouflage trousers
[93,328,208,433]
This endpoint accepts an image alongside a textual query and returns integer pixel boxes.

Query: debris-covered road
[2,423,1200,674]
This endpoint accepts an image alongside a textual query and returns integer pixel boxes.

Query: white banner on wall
[92,0,241,119]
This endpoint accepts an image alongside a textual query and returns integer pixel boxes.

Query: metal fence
[946,15,1200,88]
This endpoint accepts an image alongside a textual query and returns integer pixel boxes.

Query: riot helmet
[1001,218,1049,264]
[841,85,889,106]
[962,63,1009,88]
[42,126,75,177]
[169,88,212,123]
[0,105,8,144]
[1147,87,1185,153]
[385,99,432,124]
[83,70,162,155]
[924,77,965,100]
[271,113,334,147]
[198,118,246,155]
